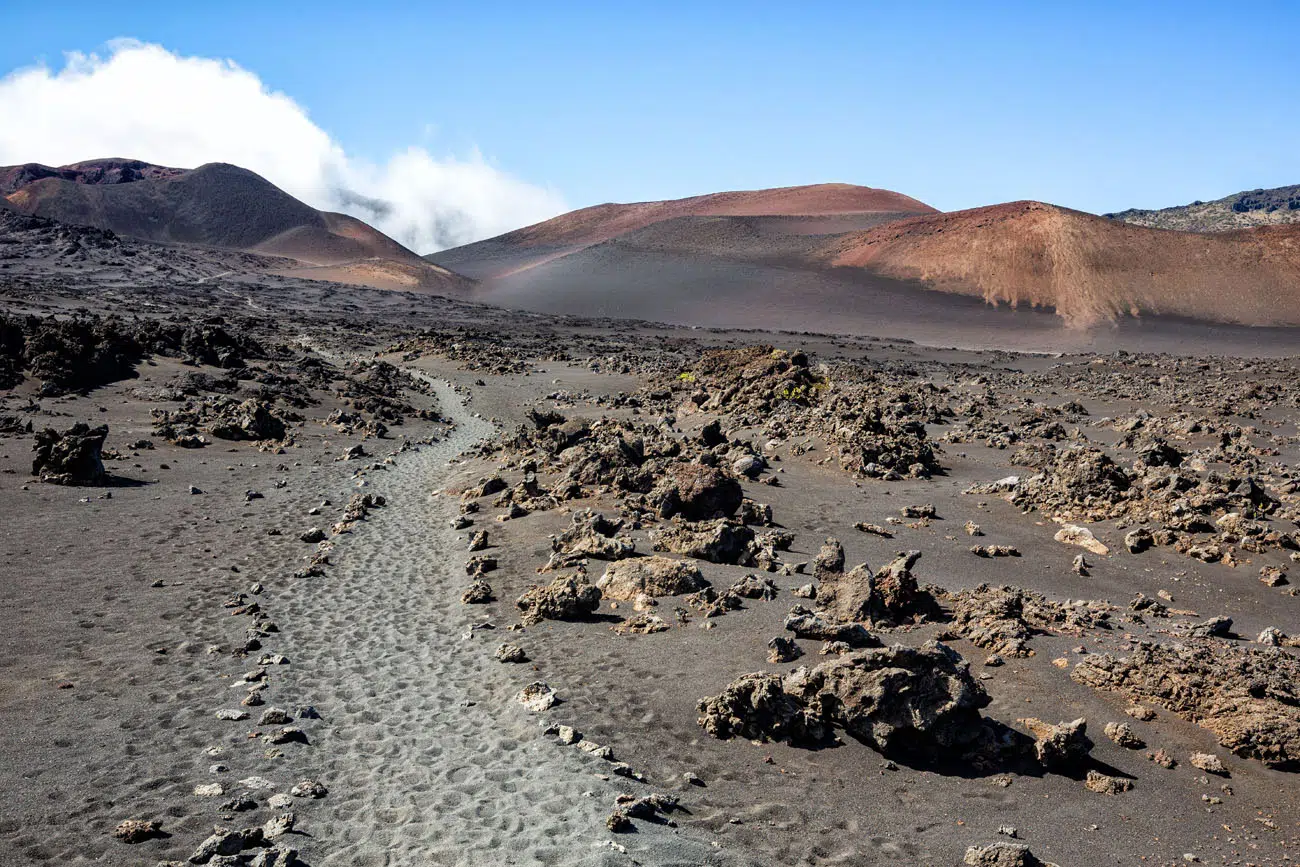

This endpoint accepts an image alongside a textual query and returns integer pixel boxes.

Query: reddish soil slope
[498,182,936,248]
[429,183,936,280]
[824,201,1300,326]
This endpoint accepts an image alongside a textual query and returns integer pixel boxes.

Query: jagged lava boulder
[32,423,108,485]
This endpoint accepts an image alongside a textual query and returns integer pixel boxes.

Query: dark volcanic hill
[2,159,469,293]
[1107,183,1300,233]
[0,158,188,195]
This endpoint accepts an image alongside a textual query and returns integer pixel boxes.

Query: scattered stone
[696,672,825,744]
[32,423,108,485]
[262,813,295,840]
[298,527,325,544]
[1259,565,1289,587]
[289,779,328,798]
[971,544,1020,558]
[1084,770,1132,794]
[112,818,162,843]
[729,573,778,600]
[1019,717,1093,770]
[544,509,635,569]
[1256,627,1288,646]
[516,574,601,624]
[461,580,493,604]
[263,727,308,746]
[517,681,558,712]
[238,776,277,791]
[964,476,1020,496]
[465,555,497,576]
[783,606,879,647]
[814,545,940,627]
[494,643,529,663]
[613,612,671,634]
[732,453,765,478]
[248,846,300,867]
[1124,527,1154,554]
[940,583,1112,658]
[653,463,743,520]
[964,841,1055,866]
[1054,524,1109,556]
[1147,748,1177,768]
[220,796,258,813]
[1104,721,1145,749]
[649,518,777,567]
[700,641,988,754]
[597,556,706,600]
[189,827,264,863]
[1189,752,1228,775]
[1126,704,1156,721]
[767,636,803,663]
[1188,616,1233,638]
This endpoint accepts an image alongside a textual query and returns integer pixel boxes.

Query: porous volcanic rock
[32,423,108,485]
[597,556,707,600]
[1072,640,1300,769]
[699,641,989,756]
[516,574,602,625]
[652,462,744,520]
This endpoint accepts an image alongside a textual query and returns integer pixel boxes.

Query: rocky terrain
[1108,183,1300,233]
[1,205,1299,867]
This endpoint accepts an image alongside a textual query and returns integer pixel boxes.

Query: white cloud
[0,40,564,251]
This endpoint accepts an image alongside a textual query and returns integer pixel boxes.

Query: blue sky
[2,0,1298,218]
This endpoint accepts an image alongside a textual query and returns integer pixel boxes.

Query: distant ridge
[1108,183,1300,233]
[0,158,187,195]
[427,183,936,280]
[490,182,936,247]
[432,181,1300,331]
[2,159,471,294]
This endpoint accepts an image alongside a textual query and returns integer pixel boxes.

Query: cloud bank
[0,41,564,252]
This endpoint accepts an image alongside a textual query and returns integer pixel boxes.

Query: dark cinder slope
[3,159,471,293]
[1108,183,1300,232]
[0,158,188,195]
